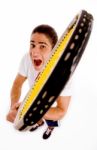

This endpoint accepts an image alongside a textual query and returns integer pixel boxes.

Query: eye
[40,45,46,49]
[30,43,35,48]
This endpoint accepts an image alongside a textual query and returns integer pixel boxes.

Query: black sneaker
[42,127,54,139]
[30,121,44,131]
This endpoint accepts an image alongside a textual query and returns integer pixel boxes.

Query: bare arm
[10,74,27,108]
[44,96,71,121]
[6,74,27,122]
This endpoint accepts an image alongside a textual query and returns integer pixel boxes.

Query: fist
[6,102,21,123]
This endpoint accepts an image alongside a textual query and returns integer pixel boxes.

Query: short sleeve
[60,78,73,96]
[18,53,29,77]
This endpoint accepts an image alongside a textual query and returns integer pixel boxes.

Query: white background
[0,0,97,150]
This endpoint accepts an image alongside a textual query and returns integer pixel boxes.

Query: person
[6,24,71,139]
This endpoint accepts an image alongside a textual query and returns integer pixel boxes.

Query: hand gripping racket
[14,10,93,131]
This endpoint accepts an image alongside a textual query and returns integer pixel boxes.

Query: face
[29,33,52,71]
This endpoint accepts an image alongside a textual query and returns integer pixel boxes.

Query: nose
[30,46,40,57]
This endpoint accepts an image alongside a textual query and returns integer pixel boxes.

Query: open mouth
[34,59,42,67]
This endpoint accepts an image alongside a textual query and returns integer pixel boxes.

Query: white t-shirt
[18,53,72,96]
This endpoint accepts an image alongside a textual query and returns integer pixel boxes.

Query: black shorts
[45,120,59,127]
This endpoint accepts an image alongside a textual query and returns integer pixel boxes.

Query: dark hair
[32,24,58,48]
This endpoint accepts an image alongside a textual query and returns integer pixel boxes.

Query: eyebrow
[30,40,48,46]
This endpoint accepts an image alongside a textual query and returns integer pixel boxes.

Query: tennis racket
[14,10,93,131]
